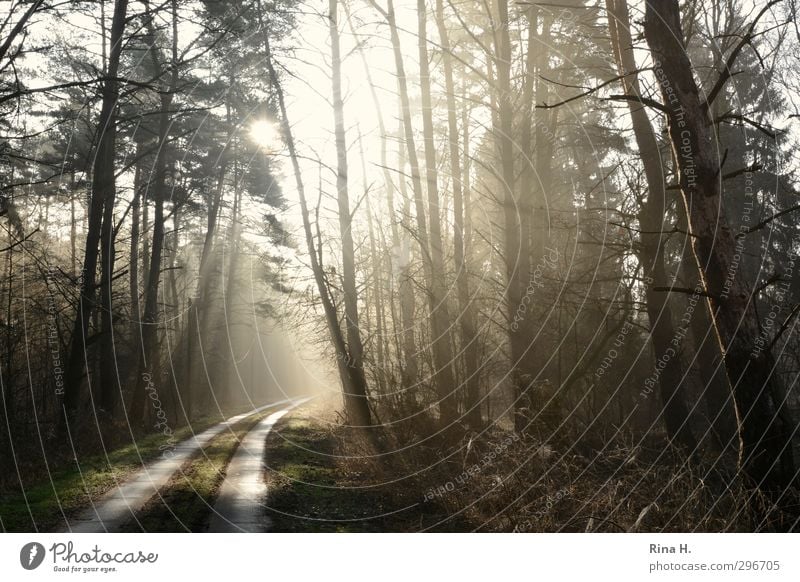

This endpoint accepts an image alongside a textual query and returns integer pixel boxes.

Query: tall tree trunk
[435,0,480,429]
[519,5,540,282]
[129,158,141,336]
[70,172,77,277]
[357,128,388,395]
[607,0,697,452]
[216,183,242,409]
[643,0,795,499]
[97,0,118,415]
[185,158,226,421]
[3,238,15,431]
[98,142,118,414]
[258,0,371,429]
[416,0,458,427]
[345,8,411,395]
[493,0,528,432]
[129,0,176,425]
[678,234,737,453]
[167,207,180,326]
[522,6,557,427]
[369,0,457,427]
[129,109,168,425]
[460,92,482,420]
[128,153,143,381]
[329,0,372,426]
[142,187,150,291]
[61,0,128,428]
[396,128,419,396]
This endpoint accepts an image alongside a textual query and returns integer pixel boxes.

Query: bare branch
[741,204,800,235]
[766,303,800,354]
[653,286,718,299]
[703,0,782,110]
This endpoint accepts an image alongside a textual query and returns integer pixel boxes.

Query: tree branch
[766,303,800,354]
[653,286,718,299]
[703,0,781,110]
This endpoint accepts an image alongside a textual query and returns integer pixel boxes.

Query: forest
[1,0,800,533]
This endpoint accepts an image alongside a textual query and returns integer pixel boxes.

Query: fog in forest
[2,0,800,534]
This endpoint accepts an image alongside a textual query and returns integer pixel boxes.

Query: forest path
[65,398,300,533]
[208,398,310,532]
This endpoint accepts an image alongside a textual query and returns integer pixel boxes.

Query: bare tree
[368,0,458,429]
[329,0,372,426]
[435,0,481,429]
[258,0,371,427]
[606,0,697,452]
[643,0,795,501]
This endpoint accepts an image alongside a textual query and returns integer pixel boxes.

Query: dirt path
[208,398,309,532]
[65,399,299,533]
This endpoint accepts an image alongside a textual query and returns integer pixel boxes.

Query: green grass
[117,411,272,532]
[0,416,224,532]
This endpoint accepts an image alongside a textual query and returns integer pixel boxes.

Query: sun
[249,119,281,152]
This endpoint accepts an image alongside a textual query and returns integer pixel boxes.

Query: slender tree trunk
[129,115,167,425]
[3,240,14,430]
[70,172,77,277]
[519,5,540,277]
[98,139,117,414]
[435,0,480,429]
[142,189,150,291]
[345,8,411,394]
[396,129,419,395]
[215,183,242,410]
[167,207,180,328]
[461,90,480,418]
[96,0,118,415]
[129,159,141,331]
[607,0,697,452]
[531,15,562,430]
[492,0,528,432]
[370,0,457,427]
[358,128,388,395]
[259,0,371,429]
[128,153,143,380]
[129,1,176,425]
[329,0,372,426]
[415,0,458,427]
[61,0,128,428]
[643,0,795,499]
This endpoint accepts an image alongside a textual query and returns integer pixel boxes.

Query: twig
[753,273,782,296]
[0,228,39,252]
[653,286,717,300]
[765,303,800,354]
[703,0,782,110]
[740,204,800,235]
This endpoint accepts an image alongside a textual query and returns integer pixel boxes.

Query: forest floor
[260,400,774,532]
[261,404,470,532]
